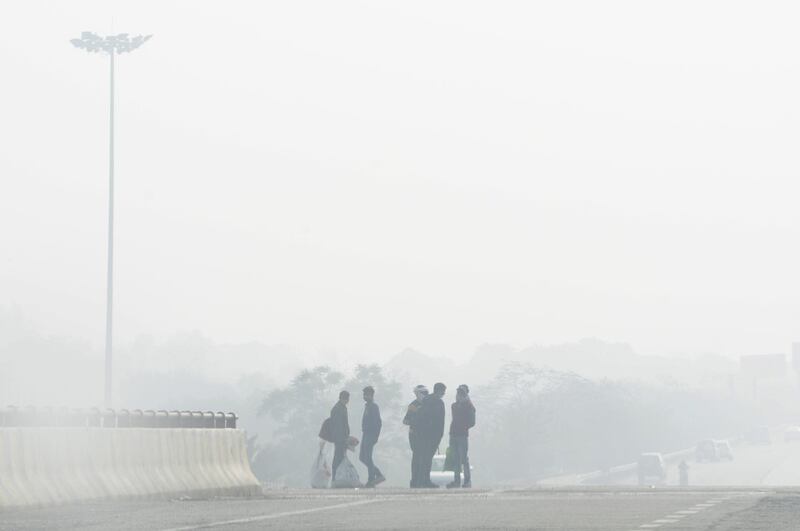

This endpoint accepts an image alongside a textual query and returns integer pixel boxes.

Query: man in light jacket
[403,384,428,488]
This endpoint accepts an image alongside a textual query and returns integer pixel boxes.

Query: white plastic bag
[310,440,331,489]
[331,456,362,488]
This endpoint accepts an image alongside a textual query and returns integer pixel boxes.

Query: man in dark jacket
[403,384,428,487]
[447,384,476,488]
[329,390,350,481]
[417,382,446,488]
[359,386,385,487]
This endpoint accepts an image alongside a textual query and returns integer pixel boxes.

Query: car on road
[637,453,666,486]
[784,426,800,442]
[695,439,719,462]
[745,426,771,445]
[715,440,734,460]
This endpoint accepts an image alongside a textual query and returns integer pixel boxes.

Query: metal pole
[104,49,115,408]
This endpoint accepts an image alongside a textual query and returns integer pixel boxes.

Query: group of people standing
[324,382,476,489]
[404,382,475,488]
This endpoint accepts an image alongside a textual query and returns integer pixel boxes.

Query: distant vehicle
[695,439,719,462]
[745,426,771,445]
[784,426,800,442]
[715,440,734,460]
[637,453,666,486]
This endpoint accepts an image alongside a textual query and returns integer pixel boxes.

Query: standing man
[329,390,350,482]
[418,382,446,488]
[447,384,476,488]
[360,386,385,487]
[403,384,428,488]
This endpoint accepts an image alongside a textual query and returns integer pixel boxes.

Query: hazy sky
[2,1,799,360]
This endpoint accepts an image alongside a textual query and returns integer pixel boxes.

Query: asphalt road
[5,435,800,530]
[1,487,798,530]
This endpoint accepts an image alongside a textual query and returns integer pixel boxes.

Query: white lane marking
[160,498,383,531]
[636,493,744,530]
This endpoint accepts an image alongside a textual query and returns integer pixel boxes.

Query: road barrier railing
[0,406,237,429]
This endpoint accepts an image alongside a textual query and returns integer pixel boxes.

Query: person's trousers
[332,442,346,481]
[451,434,471,484]
[359,437,382,483]
[410,433,425,486]
[420,441,438,486]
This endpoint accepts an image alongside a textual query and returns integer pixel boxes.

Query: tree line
[249,362,754,487]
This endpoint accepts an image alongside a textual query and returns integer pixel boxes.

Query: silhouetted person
[403,384,428,487]
[329,390,350,481]
[447,384,475,488]
[360,386,385,487]
[418,382,446,488]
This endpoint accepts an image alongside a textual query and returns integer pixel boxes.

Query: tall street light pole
[70,32,152,408]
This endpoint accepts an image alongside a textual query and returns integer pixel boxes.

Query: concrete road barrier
[0,427,260,508]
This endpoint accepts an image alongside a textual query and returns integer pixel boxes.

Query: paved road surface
[5,436,800,530]
[1,487,798,530]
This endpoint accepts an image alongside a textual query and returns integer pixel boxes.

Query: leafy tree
[252,360,754,487]
[252,364,407,486]
[473,362,755,483]
[252,366,344,485]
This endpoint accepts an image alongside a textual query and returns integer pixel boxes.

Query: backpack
[319,417,334,443]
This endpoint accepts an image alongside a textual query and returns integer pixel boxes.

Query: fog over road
[1,488,796,531]
[691,440,800,487]
[605,434,800,488]
[5,436,800,530]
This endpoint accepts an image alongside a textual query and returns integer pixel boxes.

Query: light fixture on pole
[70,31,152,408]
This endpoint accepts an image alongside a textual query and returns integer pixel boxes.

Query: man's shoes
[423,482,439,489]
[462,481,472,488]
[446,481,461,489]
[373,473,386,486]
[364,480,375,488]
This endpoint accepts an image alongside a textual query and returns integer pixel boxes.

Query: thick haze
[2,1,800,361]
